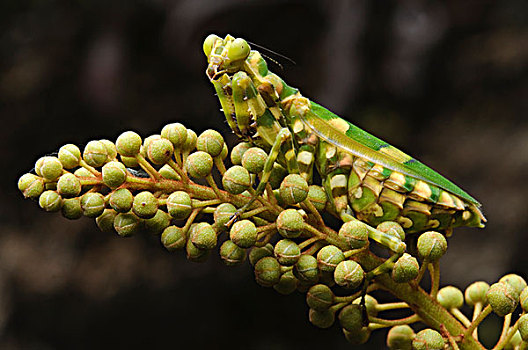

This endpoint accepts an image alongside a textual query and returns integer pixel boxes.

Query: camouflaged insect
[203,34,485,243]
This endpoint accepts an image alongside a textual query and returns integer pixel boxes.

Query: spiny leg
[227,127,299,225]
[226,72,301,224]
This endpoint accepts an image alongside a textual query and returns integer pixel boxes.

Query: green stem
[298,236,320,250]
[430,261,440,298]
[415,257,430,286]
[213,156,227,175]
[442,324,461,350]
[79,159,101,176]
[451,308,472,327]
[368,314,420,327]
[493,314,515,350]
[167,158,188,182]
[464,304,492,341]
[356,251,486,349]
[375,302,409,312]
[135,154,161,180]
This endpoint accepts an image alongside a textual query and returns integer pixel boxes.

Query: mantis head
[203,34,251,81]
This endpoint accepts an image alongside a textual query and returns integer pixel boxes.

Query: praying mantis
[203,33,485,260]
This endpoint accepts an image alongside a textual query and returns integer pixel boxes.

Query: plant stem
[464,305,492,341]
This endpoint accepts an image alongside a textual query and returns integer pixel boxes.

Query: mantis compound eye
[227,38,250,62]
[203,34,221,58]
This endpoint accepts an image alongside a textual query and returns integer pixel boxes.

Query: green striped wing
[299,102,481,206]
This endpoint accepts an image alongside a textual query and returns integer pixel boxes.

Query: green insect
[203,34,486,256]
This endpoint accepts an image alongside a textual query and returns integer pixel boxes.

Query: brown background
[1,0,527,348]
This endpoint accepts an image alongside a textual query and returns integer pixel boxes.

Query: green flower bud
[518,314,528,341]
[269,163,287,189]
[339,221,369,249]
[161,123,188,149]
[96,209,117,232]
[338,304,363,333]
[307,185,327,211]
[100,139,117,160]
[293,254,319,284]
[132,191,158,219]
[241,147,267,174]
[196,129,225,157]
[317,245,345,273]
[222,165,251,195]
[412,329,445,350]
[487,282,519,317]
[34,157,44,177]
[166,191,192,220]
[219,143,228,160]
[101,161,128,189]
[116,131,142,157]
[274,239,301,266]
[74,167,94,178]
[56,173,82,197]
[273,271,298,295]
[190,222,217,250]
[141,135,162,158]
[18,173,44,199]
[213,203,237,227]
[308,308,334,329]
[73,167,95,191]
[144,209,171,234]
[182,129,197,153]
[334,260,364,289]
[465,281,490,306]
[36,156,63,181]
[109,188,134,213]
[120,155,139,167]
[387,325,415,350]
[230,220,257,248]
[38,190,62,212]
[219,240,246,266]
[248,244,274,266]
[437,286,464,309]
[352,295,378,317]
[499,274,527,297]
[83,140,108,167]
[147,138,174,165]
[58,144,81,169]
[159,164,179,180]
[185,151,213,178]
[391,253,419,283]
[61,198,83,220]
[230,142,251,165]
[306,284,334,311]
[343,327,371,345]
[377,221,405,241]
[279,174,309,205]
[254,256,281,287]
[276,209,304,239]
[161,226,187,251]
[417,231,447,262]
[80,192,105,217]
[186,236,210,263]
[520,287,528,312]
[114,212,142,237]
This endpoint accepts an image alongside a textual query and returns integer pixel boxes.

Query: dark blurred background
[1,0,527,349]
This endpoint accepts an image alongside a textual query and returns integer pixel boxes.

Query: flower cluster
[17,122,528,349]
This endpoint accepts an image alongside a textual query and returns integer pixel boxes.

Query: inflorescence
[18,123,528,349]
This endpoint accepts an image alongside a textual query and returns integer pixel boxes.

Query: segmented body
[205,35,485,234]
